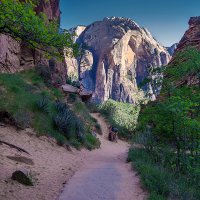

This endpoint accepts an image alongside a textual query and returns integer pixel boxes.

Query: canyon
[66,17,171,103]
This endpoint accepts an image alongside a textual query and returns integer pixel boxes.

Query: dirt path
[58,113,147,200]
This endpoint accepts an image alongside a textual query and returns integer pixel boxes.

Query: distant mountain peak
[167,43,178,56]
[103,16,140,30]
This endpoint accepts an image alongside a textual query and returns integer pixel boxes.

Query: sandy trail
[59,113,147,200]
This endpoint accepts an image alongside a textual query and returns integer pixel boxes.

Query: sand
[0,127,85,200]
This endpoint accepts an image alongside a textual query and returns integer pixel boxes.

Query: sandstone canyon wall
[175,17,200,53]
[66,17,171,103]
[168,16,200,87]
[0,0,66,82]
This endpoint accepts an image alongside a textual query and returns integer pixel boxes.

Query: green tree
[0,0,77,58]
[137,47,200,176]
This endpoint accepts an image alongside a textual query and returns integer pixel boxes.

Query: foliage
[14,110,31,129]
[84,133,101,150]
[86,102,99,113]
[66,74,80,87]
[0,0,77,58]
[67,93,77,103]
[35,65,52,85]
[98,99,140,139]
[128,148,200,200]
[0,70,63,140]
[53,101,85,141]
[135,48,200,198]
[139,66,165,99]
[0,70,100,150]
[36,95,50,113]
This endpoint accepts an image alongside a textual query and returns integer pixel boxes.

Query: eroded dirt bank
[0,127,86,200]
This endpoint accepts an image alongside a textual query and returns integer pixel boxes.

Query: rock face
[167,43,178,56]
[35,0,60,21]
[66,17,171,103]
[0,0,66,82]
[175,17,200,52]
[169,16,200,87]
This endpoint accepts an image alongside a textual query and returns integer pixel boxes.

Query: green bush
[86,102,99,113]
[128,148,200,200]
[136,48,200,198]
[36,95,50,113]
[69,139,82,150]
[99,99,140,139]
[84,133,101,150]
[0,70,100,150]
[0,0,77,58]
[53,101,83,140]
[148,193,166,200]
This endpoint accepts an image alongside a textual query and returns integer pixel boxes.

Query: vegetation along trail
[58,113,147,200]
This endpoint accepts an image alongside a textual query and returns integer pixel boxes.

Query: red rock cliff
[175,17,200,52]
[0,0,66,82]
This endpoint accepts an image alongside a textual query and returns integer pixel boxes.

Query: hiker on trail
[108,126,118,142]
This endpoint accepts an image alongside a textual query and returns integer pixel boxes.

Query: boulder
[62,84,79,93]
[62,84,93,102]
[12,169,33,186]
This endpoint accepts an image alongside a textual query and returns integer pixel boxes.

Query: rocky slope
[0,0,66,82]
[66,17,171,103]
[169,16,200,87]
[175,17,200,53]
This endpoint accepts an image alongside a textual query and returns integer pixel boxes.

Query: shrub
[14,110,31,129]
[99,99,140,139]
[53,101,86,141]
[86,102,99,113]
[36,95,50,113]
[69,139,82,150]
[148,193,166,200]
[36,65,52,85]
[0,70,100,150]
[128,148,200,200]
[48,132,66,146]
[84,133,101,150]
[53,109,73,139]
[0,0,76,58]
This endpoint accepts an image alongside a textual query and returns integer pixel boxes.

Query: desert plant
[54,101,86,140]
[36,95,50,113]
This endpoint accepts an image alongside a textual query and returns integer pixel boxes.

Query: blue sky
[60,0,200,47]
